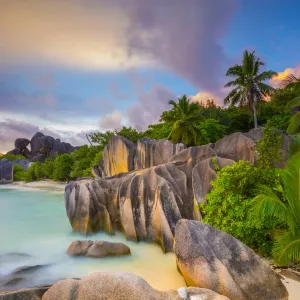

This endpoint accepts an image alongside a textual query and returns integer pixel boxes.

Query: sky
[1,0,300,152]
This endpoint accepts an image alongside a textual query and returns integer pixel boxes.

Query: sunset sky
[1,0,300,152]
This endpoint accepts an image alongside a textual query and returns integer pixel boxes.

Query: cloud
[190,91,220,104]
[0,0,237,92]
[270,66,300,88]
[0,0,154,70]
[126,84,175,128]
[99,110,123,130]
[0,119,88,153]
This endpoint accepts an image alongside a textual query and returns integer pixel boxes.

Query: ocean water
[0,186,185,291]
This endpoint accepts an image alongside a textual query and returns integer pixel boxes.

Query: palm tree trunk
[252,101,258,129]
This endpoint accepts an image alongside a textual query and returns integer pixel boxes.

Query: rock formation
[67,240,131,258]
[213,132,256,163]
[174,219,288,300]
[42,272,229,300]
[7,132,77,162]
[0,159,13,184]
[65,128,290,251]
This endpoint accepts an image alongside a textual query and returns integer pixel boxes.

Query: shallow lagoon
[0,186,185,291]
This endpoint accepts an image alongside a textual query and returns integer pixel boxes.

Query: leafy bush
[2,153,25,161]
[52,154,74,181]
[255,125,282,168]
[201,161,282,255]
[198,119,228,144]
[252,154,300,264]
[13,165,26,181]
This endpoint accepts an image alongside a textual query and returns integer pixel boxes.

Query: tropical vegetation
[4,49,300,265]
[224,50,277,128]
[252,153,300,265]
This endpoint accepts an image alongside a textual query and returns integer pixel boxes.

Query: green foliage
[266,115,290,131]
[160,95,204,146]
[52,154,74,181]
[201,161,282,255]
[288,135,300,157]
[13,165,26,181]
[252,154,300,264]
[143,123,171,140]
[89,126,144,148]
[224,50,277,128]
[89,131,115,149]
[70,145,102,178]
[255,125,282,168]
[2,153,24,162]
[198,119,228,144]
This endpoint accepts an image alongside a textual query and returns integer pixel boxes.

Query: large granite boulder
[65,161,200,252]
[14,138,30,151]
[174,220,288,300]
[134,138,185,170]
[30,132,45,157]
[192,156,235,205]
[7,148,21,156]
[43,272,229,300]
[0,159,13,184]
[67,240,131,258]
[214,132,256,163]
[103,136,137,177]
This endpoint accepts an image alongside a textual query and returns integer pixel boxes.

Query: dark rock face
[7,132,77,163]
[67,240,131,258]
[14,138,30,151]
[174,220,288,300]
[0,159,13,184]
[43,272,229,300]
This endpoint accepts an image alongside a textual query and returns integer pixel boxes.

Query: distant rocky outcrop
[0,158,13,184]
[67,240,131,258]
[174,219,288,300]
[42,272,229,300]
[7,132,78,162]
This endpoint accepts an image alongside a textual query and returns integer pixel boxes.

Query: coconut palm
[283,75,300,134]
[252,153,300,265]
[160,95,204,146]
[224,50,277,129]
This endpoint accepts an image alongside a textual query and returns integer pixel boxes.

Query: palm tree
[224,50,277,129]
[160,95,204,146]
[251,153,300,265]
[283,75,300,134]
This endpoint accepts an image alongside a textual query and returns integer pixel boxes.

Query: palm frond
[287,112,300,134]
[255,71,278,82]
[287,96,300,109]
[251,185,291,226]
[273,230,300,265]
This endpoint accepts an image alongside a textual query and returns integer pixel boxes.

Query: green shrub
[2,153,24,162]
[13,165,26,181]
[52,154,74,181]
[255,125,282,168]
[201,161,282,255]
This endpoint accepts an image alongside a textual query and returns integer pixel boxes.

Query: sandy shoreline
[1,180,66,192]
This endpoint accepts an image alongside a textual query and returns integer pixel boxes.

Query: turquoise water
[0,186,185,291]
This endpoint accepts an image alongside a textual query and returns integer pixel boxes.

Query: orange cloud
[270,66,300,88]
